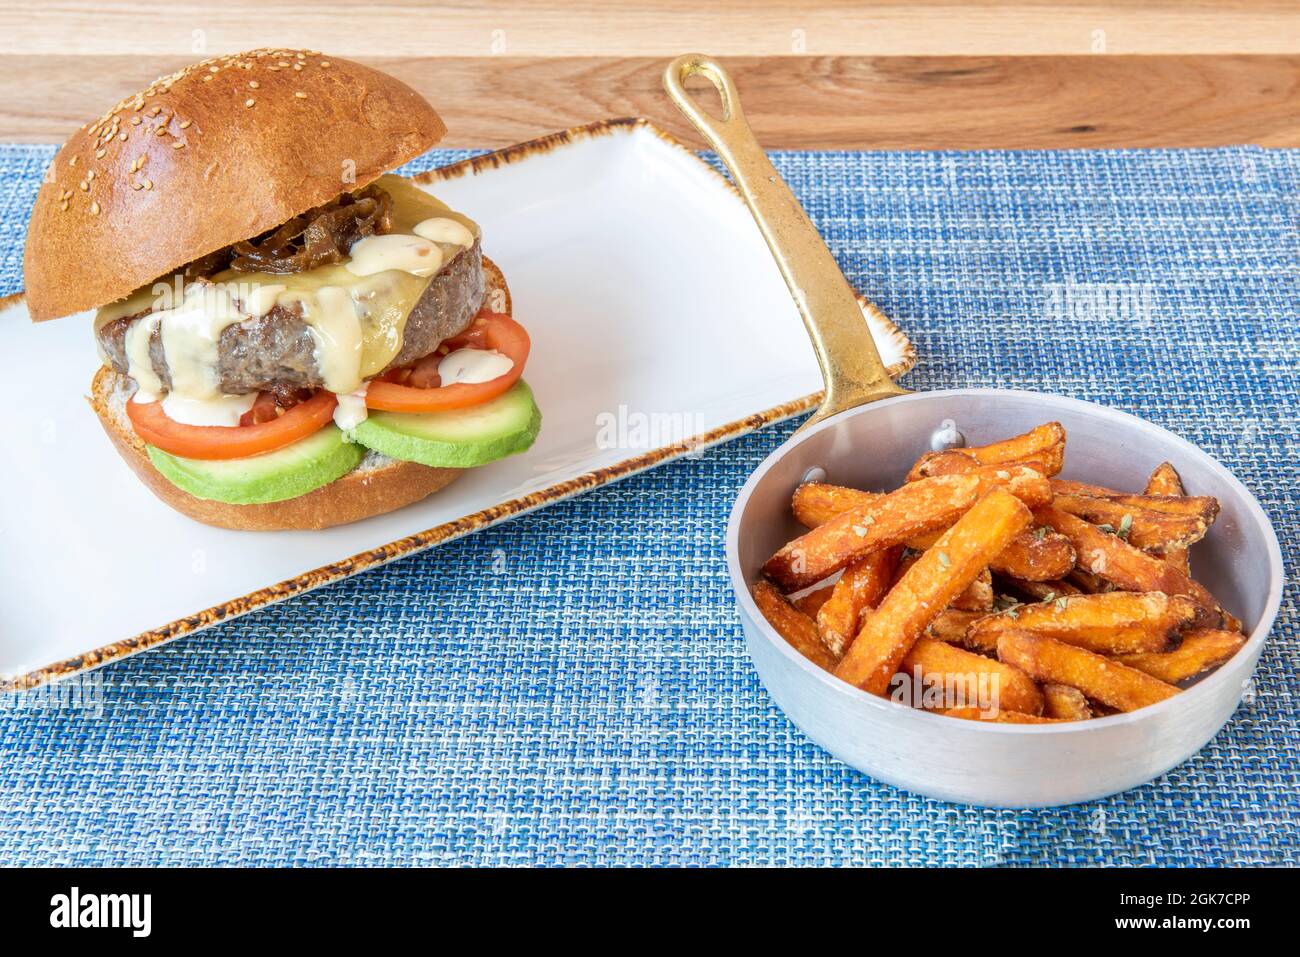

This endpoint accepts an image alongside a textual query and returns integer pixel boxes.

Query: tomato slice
[127,390,338,460]
[365,312,530,413]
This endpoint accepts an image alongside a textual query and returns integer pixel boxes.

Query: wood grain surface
[1,1,1297,148]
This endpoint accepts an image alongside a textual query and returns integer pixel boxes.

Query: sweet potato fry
[926,609,986,647]
[950,567,994,612]
[989,526,1075,580]
[835,489,1032,694]
[1042,683,1093,721]
[1049,478,1121,497]
[1035,505,1233,629]
[796,482,1068,580]
[998,577,1082,603]
[904,450,979,478]
[896,557,992,615]
[909,454,1058,483]
[816,546,901,657]
[919,462,1056,505]
[900,637,1044,715]
[751,581,836,671]
[940,707,1066,724]
[1065,567,1113,594]
[791,482,876,528]
[997,631,1180,712]
[1144,462,1184,497]
[792,583,835,617]
[1145,462,1192,575]
[1051,492,1213,551]
[763,474,983,592]
[1116,629,1247,684]
[967,591,1198,654]
[906,522,1072,582]
[793,464,1050,529]
[908,422,1066,481]
[1049,479,1220,521]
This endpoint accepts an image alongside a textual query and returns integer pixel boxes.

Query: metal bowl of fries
[664,55,1284,806]
[726,395,1282,806]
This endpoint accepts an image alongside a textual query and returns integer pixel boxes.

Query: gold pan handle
[663,54,907,431]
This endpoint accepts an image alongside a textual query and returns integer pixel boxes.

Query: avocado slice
[350,380,541,468]
[146,425,365,505]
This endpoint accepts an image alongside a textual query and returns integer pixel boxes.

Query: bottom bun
[84,256,514,532]
[91,365,463,531]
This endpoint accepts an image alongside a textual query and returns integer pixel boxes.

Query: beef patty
[97,240,485,395]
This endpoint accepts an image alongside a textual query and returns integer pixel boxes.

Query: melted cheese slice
[94,174,480,400]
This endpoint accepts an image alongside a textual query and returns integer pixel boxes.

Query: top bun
[23,49,446,322]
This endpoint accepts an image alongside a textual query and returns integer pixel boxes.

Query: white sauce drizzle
[413,217,475,248]
[438,348,513,386]
[124,311,164,402]
[345,234,443,278]
[160,392,257,427]
[158,282,245,400]
[333,383,369,432]
[241,283,286,317]
[289,285,364,396]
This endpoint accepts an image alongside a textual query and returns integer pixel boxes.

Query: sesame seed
[179,119,191,129]
[248,80,259,89]
[209,66,219,73]
[86,170,95,180]
[95,148,105,158]
[118,132,127,140]
[293,63,303,70]
[69,156,77,167]
[155,126,168,136]
[143,178,153,190]
[294,91,307,99]
[131,182,143,191]
[60,201,68,211]
[150,106,161,115]
[245,98,255,107]
[79,180,88,191]
[89,201,100,215]
[171,140,185,149]
[320,61,330,67]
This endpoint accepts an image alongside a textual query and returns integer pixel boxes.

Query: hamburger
[22,49,540,531]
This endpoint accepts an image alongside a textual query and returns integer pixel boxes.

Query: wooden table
[1,1,1296,148]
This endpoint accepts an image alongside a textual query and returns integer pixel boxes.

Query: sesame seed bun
[23,49,446,322]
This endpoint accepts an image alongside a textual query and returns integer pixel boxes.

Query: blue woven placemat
[0,141,1295,866]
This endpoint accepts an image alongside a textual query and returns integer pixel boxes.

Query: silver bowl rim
[725,387,1285,734]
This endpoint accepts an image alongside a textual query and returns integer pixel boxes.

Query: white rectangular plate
[0,118,913,688]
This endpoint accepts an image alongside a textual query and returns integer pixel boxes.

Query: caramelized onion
[183,185,394,278]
